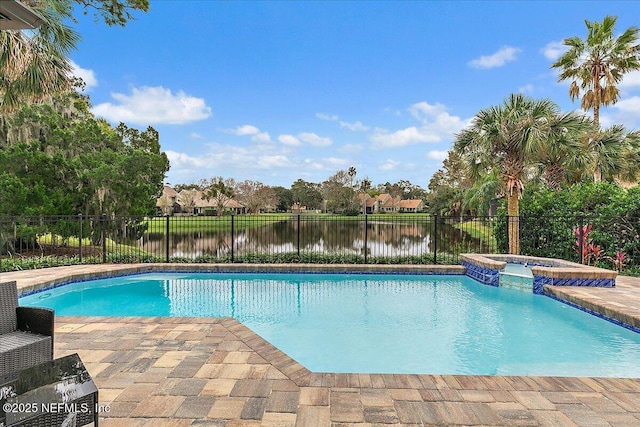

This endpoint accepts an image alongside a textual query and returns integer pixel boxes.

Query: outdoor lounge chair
[0,281,54,376]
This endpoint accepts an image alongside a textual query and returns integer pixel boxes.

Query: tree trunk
[544,163,565,191]
[593,70,601,183]
[507,191,520,255]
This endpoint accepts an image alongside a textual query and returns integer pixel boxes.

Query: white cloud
[316,112,339,121]
[324,157,349,168]
[304,158,325,170]
[189,132,205,139]
[278,134,301,146]
[541,41,567,61]
[614,96,640,112]
[340,120,370,132]
[338,143,364,154]
[299,132,333,147]
[252,132,271,143]
[167,142,294,175]
[379,159,401,171]
[70,61,98,90]
[165,150,209,169]
[317,112,370,132]
[427,150,448,161]
[257,155,290,169]
[230,124,260,136]
[224,124,271,143]
[371,102,469,148]
[468,46,521,69]
[302,157,348,171]
[619,71,640,90]
[518,84,534,94]
[93,86,211,125]
[371,126,439,147]
[608,97,640,128]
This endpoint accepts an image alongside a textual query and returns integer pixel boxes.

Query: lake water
[139,218,492,259]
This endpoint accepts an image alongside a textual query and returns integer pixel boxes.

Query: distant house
[291,202,307,213]
[156,187,246,216]
[357,193,378,214]
[156,186,180,215]
[399,199,424,213]
[357,193,425,214]
[378,193,401,213]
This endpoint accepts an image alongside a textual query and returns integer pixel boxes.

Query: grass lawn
[144,214,291,233]
[453,220,497,250]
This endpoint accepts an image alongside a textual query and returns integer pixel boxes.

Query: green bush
[494,182,640,272]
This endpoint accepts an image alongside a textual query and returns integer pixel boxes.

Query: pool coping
[4,263,466,296]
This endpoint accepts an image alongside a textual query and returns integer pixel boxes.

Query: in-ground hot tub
[461,254,617,294]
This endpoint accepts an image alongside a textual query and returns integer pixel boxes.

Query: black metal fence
[1,214,638,272]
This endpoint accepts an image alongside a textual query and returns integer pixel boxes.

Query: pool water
[20,272,640,377]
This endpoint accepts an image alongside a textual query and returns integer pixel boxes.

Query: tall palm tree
[348,166,357,189]
[455,94,586,254]
[552,15,640,181]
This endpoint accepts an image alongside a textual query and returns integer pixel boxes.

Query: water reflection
[141,218,488,258]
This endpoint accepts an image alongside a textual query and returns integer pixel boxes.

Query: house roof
[162,186,179,198]
[399,199,423,209]
[381,196,401,208]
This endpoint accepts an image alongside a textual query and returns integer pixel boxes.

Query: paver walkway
[56,316,640,427]
[4,264,640,426]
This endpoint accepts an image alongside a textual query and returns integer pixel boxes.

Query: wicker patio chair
[0,281,54,376]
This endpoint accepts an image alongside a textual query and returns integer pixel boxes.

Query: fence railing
[0,214,638,272]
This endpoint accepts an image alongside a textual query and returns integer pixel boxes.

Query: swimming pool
[20,272,640,377]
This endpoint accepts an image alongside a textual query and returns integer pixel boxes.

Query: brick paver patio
[4,264,640,426]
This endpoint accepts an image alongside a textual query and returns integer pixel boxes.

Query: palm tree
[592,125,640,184]
[552,15,640,181]
[1,0,149,113]
[348,166,357,189]
[0,1,79,112]
[455,94,586,254]
[533,112,593,190]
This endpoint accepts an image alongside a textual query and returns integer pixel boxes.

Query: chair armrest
[16,306,55,338]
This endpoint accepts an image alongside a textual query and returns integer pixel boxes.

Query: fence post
[231,214,235,262]
[433,214,438,264]
[165,214,170,263]
[78,214,83,262]
[101,214,107,263]
[364,214,368,264]
[578,215,584,264]
[297,214,301,258]
[504,215,510,254]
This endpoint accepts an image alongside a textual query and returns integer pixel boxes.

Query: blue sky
[70,1,640,189]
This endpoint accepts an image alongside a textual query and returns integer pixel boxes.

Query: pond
[140,217,492,259]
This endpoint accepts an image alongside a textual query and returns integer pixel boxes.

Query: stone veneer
[460,254,617,294]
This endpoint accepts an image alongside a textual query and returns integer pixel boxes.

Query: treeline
[0,92,169,217]
[173,169,428,215]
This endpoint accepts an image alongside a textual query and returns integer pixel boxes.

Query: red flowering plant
[574,224,602,266]
[607,251,626,272]
[574,224,626,271]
